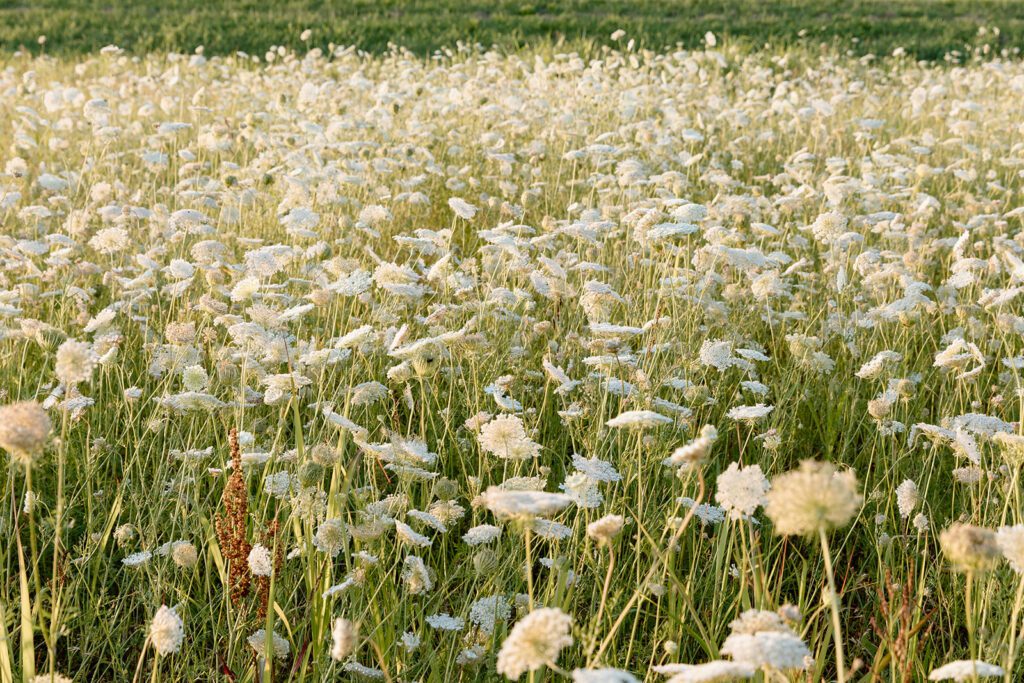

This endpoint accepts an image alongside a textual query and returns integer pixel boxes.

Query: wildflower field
[4,27,1024,683]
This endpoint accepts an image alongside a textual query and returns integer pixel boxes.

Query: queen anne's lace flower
[150,605,184,656]
[496,608,574,680]
[765,461,861,535]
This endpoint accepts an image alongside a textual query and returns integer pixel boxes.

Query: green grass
[0,0,1021,60]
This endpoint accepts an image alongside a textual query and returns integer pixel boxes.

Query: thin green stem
[819,527,846,683]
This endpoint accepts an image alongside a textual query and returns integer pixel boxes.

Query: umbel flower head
[764,460,861,536]
[939,523,1000,573]
[496,607,574,679]
[928,660,1004,680]
[997,525,1024,573]
[0,401,51,466]
[719,609,810,671]
[150,605,184,656]
[330,617,358,661]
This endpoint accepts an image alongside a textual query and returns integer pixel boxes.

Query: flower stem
[819,527,846,683]
[1005,575,1024,683]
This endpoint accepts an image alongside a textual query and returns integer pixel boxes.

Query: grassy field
[4,37,1024,682]
[0,0,1022,59]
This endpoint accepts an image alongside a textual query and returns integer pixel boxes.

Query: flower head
[764,460,861,536]
[0,401,51,465]
[496,608,574,679]
[150,605,184,657]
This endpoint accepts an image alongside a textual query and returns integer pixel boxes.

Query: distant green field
[0,0,1021,59]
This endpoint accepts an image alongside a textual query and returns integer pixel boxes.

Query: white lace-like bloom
[0,401,51,465]
[171,541,198,568]
[463,524,503,545]
[401,555,433,595]
[247,629,290,659]
[264,471,292,498]
[150,605,184,656]
[89,226,130,253]
[665,425,718,468]
[720,631,809,670]
[895,479,919,518]
[571,454,621,482]
[313,519,347,556]
[469,595,512,634]
[358,204,391,226]
[571,668,640,683]
[928,660,1004,680]
[587,514,625,544]
[997,525,1024,573]
[715,462,770,520]
[478,415,542,460]
[605,410,672,429]
[448,197,478,219]
[940,523,999,573]
[496,608,574,680]
[810,210,847,243]
[55,338,97,385]
[395,519,432,547]
[342,661,384,678]
[725,404,773,424]
[560,472,603,508]
[247,543,273,576]
[426,613,464,631]
[31,675,73,683]
[122,550,153,567]
[480,487,572,520]
[764,460,861,535]
[699,339,740,371]
[181,365,209,392]
[855,350,902,379]
[330,618,358,661]
[655,661,755,682]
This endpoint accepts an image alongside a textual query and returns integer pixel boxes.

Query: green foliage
[0,0,1020,60]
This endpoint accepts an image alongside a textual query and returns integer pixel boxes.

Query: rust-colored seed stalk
[215,428,252,608]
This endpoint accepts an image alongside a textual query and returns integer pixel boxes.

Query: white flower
[764,461,861,535]
[247,543,273,576]
[571,668,640,683]
[122,550,153,567]
[426,613,465,631]
[720,631,809,670]
[895,479,919,518]
[463,524,503,545]
[150,605,184,656]
[496,608,574,679]
[997,525,1024,573]
[928,660,1004,680]
[725,404,773,424]
[330,618,358,661]
[715,462,770,520]
[657,661,755,682]
[395,520,432,547]
[480,487,572,520]
[469,595,512,634]
[181,365,209,392]
[448,197,478,219]
[605,410,672,429]
[587,514,625,543]
[55,339,97,385]
[247,629,290,659]
[313,519,347,556]
[478,414,542,460]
